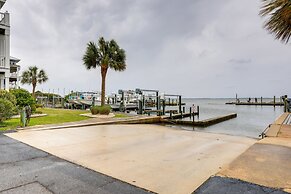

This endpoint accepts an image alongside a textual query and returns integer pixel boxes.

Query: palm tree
[21,66,48,98]
[260,0,291,43]
[83,37,126,106]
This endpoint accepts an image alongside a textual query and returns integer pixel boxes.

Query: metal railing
[0,56,5,67]
[10,72,18,78]
[0,12,4,23]
[0,12,8,25]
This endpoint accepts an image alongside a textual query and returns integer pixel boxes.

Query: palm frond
[83,42,99,69]
[37,69,48,84]
[260,0,291,43]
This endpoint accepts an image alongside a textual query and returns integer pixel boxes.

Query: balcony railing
[0,0,5,10]
[0,56,5,67]
[0,12,9,26]
[0,13,4,22]
[10,72,18,79]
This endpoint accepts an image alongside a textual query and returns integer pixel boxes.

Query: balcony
[0,56,5,67]
[0,12,3,22]
[0,0,5,10]
[10,72,17,79]
[0,11,9,26]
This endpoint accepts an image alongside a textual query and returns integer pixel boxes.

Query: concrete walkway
[14,114,160,132]
[6,124,255,194]
[195,113,291,193]
[0,134,152,194]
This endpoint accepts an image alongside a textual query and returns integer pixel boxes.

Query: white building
[0,0,20,90]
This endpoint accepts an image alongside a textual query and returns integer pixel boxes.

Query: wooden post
[274,96,276,107]
[162,100,165,115]
[178,95,182,114]
[156,91,159,110]
[138,100,143,114]
[284,95,288,112]
[261,97,263,105]
[189,107,192,119]
[142,95,145,114]
[183,107,185,113]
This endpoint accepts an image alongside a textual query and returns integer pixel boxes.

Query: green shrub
[90,106,99,115]
[0,90,17,105]
[35,104,43,108]
[10,89,35,109]
[0,99,15,122]
[90,105,111,115]
[31,104,36,112]
[99,105,111,115]
[0,90,17,115]
[34,110,43,114]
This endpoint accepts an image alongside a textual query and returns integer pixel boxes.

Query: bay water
[167,98,284,138]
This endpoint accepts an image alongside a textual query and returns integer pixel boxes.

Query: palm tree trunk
[32,84,36,99]
[100,66,108,106]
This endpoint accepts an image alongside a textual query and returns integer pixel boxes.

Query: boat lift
[136,88,161,115]
[116,89,138,112]
[162,94,182,115]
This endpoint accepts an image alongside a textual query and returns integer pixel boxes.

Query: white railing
[0,13,4,23]
[0,12,8,25]
[0,56,5,67]
[10,72,17,78]
[0,0,6,8]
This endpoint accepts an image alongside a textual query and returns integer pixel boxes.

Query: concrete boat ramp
[2,113,291,193]
[195,113,291,194]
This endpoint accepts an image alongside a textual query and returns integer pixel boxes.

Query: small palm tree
[260,0,291,43]
[83,37,126,106]
[21,66,48,98]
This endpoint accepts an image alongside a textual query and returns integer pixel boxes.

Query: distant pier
[226,102,284,106]
[226,95,287,107]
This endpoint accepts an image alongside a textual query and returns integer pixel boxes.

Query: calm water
[167,98,284,138]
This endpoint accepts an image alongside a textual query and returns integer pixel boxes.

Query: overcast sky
[3,0,290,98]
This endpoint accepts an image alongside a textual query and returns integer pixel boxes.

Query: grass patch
[0,108,90,131]
[114,113,129,118]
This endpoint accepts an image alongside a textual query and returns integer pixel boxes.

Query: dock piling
[178,96,182,114]
[189,107,192,119]
[162,100,165,115]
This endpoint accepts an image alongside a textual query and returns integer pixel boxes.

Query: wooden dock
[164,113,237,127]
[226,102,284,106]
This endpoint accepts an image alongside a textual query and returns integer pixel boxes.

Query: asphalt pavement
[194,176,288,194]
[0,134,153,194]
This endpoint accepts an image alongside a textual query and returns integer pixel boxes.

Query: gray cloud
[3,0,290,98]
[228,59,252,64]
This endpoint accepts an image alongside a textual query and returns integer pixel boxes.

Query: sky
[2,0,290,98]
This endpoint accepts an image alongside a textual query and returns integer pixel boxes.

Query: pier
[226,95,288,107]
[164,113,237,127]
[226,102,284,106]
